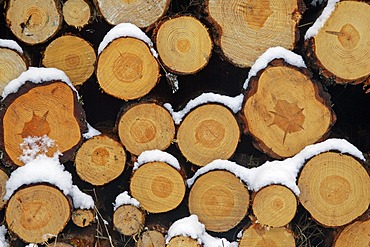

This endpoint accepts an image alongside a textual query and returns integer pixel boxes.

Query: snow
[187,138,364,195]
[0,39,23,54]
[243,47,307,89]
[166,215,237,247]
[4,154,94,209]
[98,23,158,57]
[1,67,79,99]
[310,0,327,6]
[164,93,244,125]
[113,191,140,211]
[0,225,8,247]
[18,135,60,164]
[133,150,180,171]
[82,123,101,139]
[25,244,38,247]
[305,0,340,39]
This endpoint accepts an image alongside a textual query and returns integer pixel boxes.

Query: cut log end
[333,219,370,247]
[136,230,165,247]
[113,204,145,236]
[130,162,185,213]
[189,170,250,232]
[62,0,91,29]
[71,209,95,228]
[298,152,370,227]
[167,236,200,247]
[0,169,9,210]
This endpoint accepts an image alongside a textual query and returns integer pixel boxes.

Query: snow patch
[133,150,180,171]
[83,123,101,139]
[2,67,78,99]
[0,39,23,54]
[113,191,140,211]
[243,47,307,89]
[18,135,60,164]
[98,22,158,57]
[0,225,8,247]
[164,93,244,125]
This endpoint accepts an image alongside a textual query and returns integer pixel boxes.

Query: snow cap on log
[0,39,23,54]
[133,149,180,171]
[82,123,101,139]
[113,191,140,211]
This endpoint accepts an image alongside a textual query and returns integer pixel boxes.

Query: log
[130,162,186,213]
[238,224,295,247]
[242,60,335,158]
[252,184,297,227]
[154,15,213,74]
[298,151,370,227]
[206,0,305,67]
[136,229,166,247]
[96,37,160,101]
[304,1,370,86]
[5,184,71,243]
[333,219,370,247]
[113,204,146,236]
[42,35,96,87]
[177,104,240,166]
[167,236,200,247]
[71,209,95,228]
[62,0,91,29]
[50,243,74,247]
[117,102,175,156]
[6,0,62,45]
[0,169,8,210]
[95,0,170,27]
[188,170,250,232]
[74,135,126,186]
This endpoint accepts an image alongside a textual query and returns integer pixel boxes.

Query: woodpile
[0,0,369,246]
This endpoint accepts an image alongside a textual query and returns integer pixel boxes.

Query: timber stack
[0,0,369,246]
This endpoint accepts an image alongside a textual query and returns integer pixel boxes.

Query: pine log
[50,243,74,247]
[71,209,95,228]
[130,162,186,213]
[238,224,295,247]
[242,60,335,159]
[136,229,166,247]
[0,46,28,94]
[6,0,62,45]
[177,104,240,166]
[167,236,200,247]
[62,0,91,29]
[304,1,370,86]
[298,151,370,227]
[113,204,146,236]
[95,0,169,28]
[96,37,160,101]
[42,35,96,87]
[188,170,250,232]
[154,16,213,75]
[117,102,175,156]
[0,81,87,166]
[0,169,8,210]
[252,185,297,227]
[5,184,71,243]
[206,0,305,67]
[333,219,370,247]
[75,135,126,186]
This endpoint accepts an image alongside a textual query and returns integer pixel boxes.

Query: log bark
[154,15,213,75]
[0,81,87,166]
[75,135,126,186]
[241,60,335,159]
[177,104,240,166]
[96,37,160,101]
[71,209,95,228]
[298,151,370,227]
[0,169,8,210]
[117,102,175,156]
[167,236,200,247]
[6,0,62,45]
[62,0,91,29]
[333,219,370,247]
[136,229,166,247]
[206,0,305,67]
[113,204,146,236]
[304,1,370,86]
[130,162,186,214]
[5,184,71,243]
[252,185,297,228]
[42,35,96,87]
[188,170,250,232]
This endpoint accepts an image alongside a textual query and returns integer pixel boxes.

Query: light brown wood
[188,170,250,232]
[5,184,71,243]
[43,35,96,87]
[113,204,146,236]
[6,0,62,45]
[333,219,370,247]
[96,0,169,27]
[1,81,86,166]
[252,185,297,227]
[117,103,175,155]
[155,16,213,74]
[239,224,295,247]
[177,104,240,166]
[130,162,185,213]
[242,61,335,158]
[305,1,370,85]
[298,152,370,227]
[206,0,304,67]
[136,229,165,247]
[75,135,126,186]
[71,209,95,227]
[167,236,200,247]
[0,47,28,94]
[97,37,160,101]
[49,243,74,247]
[62,0,91,29]
[0,169,8,210]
